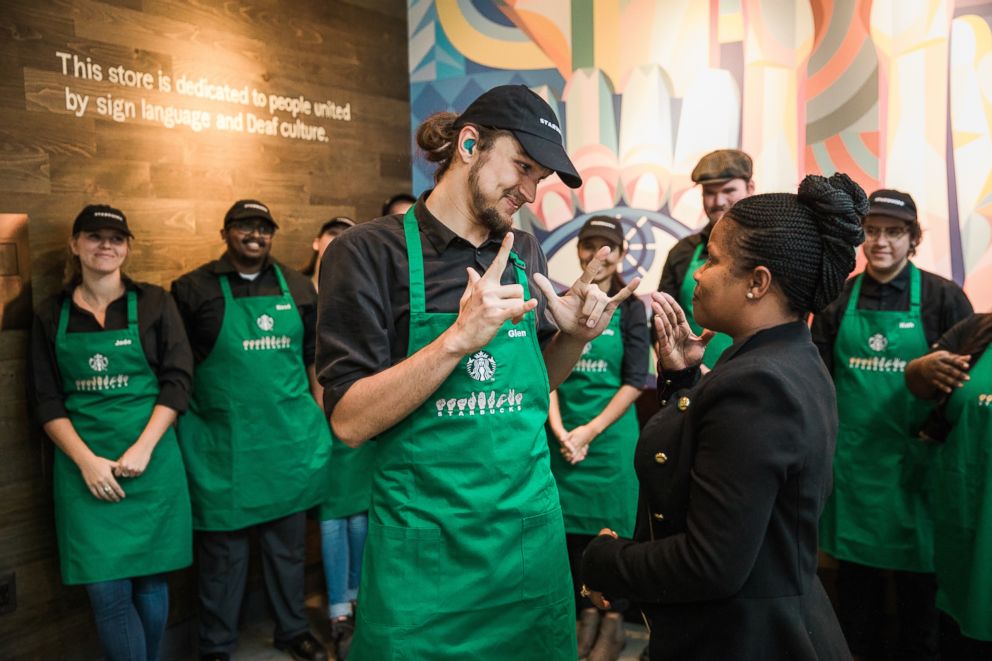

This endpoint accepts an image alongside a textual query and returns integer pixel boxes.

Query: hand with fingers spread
[533,246,640,342]
[80,454,126,502]
[651,291,714,371]
[444,232,538,356]
[911,350,970,395]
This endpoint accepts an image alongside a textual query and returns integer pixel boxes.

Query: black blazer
[582,321,850,660]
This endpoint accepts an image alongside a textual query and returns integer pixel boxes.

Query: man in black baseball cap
[315,85,639,659]
[72,204,134,237]
[223,199,279,229]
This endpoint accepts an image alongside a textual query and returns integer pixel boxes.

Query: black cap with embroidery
[578,216,624,247]
[867,189,917,223]
[224,199,279,228]
[453,85,581,189]
[72,204,134,237]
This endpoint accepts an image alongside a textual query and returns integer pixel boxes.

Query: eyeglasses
[230,220,276,236]
[864,226,909,241]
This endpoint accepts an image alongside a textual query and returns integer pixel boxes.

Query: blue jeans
[85,574,169,661]
[320,513,368,618]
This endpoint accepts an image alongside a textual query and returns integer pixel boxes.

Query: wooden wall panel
[0,1,410,658]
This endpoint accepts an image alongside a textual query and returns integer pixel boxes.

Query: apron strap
[126,289,138,329]
[56,295,72,339]
[218,274,234,302]
[908,262,921,313]
[271,263,292,299]
[845,274,864,313]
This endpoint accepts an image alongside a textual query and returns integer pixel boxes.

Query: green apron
[349,209,575,660]
[53,290,192,585]
[177,265,331,531]
[933,345,992,640]
[819,264,933,571]
[319,433,376,519]
[548,310,638,537]
[678,242,733,368]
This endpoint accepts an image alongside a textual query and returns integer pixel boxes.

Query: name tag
[276,303,292,311]
[899,321,916,329]
[114,338,132,346]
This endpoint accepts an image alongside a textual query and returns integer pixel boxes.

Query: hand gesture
[533,246,640,341]
[116,442,153,478]
[651,292,713,371]
[914,350,970,395]
[80,455,125,502]
[445,233,537,355]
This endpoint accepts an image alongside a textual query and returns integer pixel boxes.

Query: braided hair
[723,173,867,315]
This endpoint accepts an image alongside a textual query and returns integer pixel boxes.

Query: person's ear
[746,178,756,195]
[457,126,480,162]
[748,265,773,299]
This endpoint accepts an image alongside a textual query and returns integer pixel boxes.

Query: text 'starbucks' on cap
[72,204,134,238]
[224,199,279,228]
[867,189,917,222]
[452,85,582,189]
[578,216,624,247]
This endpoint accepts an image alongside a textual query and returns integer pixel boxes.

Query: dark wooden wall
[0,1,410,657]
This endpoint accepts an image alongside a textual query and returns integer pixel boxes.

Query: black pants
[939,611,992,661]
[565,533,627,615]
[196,511,309,655]
[836,560,937,660]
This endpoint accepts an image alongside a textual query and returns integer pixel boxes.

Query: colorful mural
[408,0,992,310]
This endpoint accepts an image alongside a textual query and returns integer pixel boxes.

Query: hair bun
[797,173,867,311]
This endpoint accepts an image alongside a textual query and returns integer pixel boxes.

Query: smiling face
[691,218,750,334]
[700,178,754,224]
[70,229,129,277]
[221,217,276,268]
[862,214,913,279]
[467,134,551,233]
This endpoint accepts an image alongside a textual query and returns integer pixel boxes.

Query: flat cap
[691,149,753,184]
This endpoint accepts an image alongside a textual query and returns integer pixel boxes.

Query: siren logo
[435,389,524,417]
[466,350,496,381]
[257,314,275,331]
[89,353,109,372]
[868,333,888,352]
[582,343,592,355]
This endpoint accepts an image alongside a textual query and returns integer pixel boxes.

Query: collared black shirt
[29,279,193,424]
[316,193,559,413]
[811,263,973,374]
[657,222,715,299]
[171,254,317,366]
[615,294,650,388]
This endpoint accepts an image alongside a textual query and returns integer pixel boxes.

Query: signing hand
[651,292,713,371]
[533,246,640,341]
[80,455,126,502]
[445,232,538,355]
[116,441,153,478]
[914,350,970,395]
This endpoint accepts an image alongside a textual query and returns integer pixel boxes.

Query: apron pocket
[521,509,569,603]
[362,521,440,627]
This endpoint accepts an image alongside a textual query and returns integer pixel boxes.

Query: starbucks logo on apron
[868,333,888,352]
[582,342,592,355]
[257,314,275,331]
[466,350,496,381]
[88,353,109,372]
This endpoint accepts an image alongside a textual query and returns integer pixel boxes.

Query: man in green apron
[657,149,754,368]
[812,189,973,659]
[173,200,331,661]
[315,85,639,660]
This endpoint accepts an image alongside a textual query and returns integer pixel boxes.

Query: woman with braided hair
[580,174,865,660]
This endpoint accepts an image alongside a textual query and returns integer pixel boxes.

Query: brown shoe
[588,614,625,661]
[577,608,601,659]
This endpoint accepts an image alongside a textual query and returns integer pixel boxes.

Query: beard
[468,156,514,234]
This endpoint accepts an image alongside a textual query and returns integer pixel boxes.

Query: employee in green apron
[315,85,639,660]
[29,205,194,661]
[546,216,647,661]
[657,149,754,368]
[907,313,992,659]
[812,189,973,659]
[304,215,369,661]
[172,200,331,661]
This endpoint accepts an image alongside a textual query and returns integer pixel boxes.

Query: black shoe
[275,631,328,661]
[331,616,355,660]
[199,654,230,661]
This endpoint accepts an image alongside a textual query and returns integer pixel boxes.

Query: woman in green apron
[29,205,193,661]
[907,313,992,659]
[546,216,647,661]
[813,190,973,659]
[305,216,371,661]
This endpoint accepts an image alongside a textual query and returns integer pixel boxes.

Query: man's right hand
[443,232,537,356]
[913,350,970,394]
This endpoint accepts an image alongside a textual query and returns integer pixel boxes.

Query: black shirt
[171,254,318,366]
[935,313,992,365]
[615,294,650,388]
[811,263,974,374]
[657,222,714,299]
[316,193,559,413]
[29,279,193,425]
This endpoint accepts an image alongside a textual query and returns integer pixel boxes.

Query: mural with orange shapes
[408,0,992,308]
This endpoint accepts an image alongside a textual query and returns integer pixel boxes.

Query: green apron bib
[548,310,639,537]
[177,265,331,531]
[933,346,992,640]
[819,264,933,571]
[678,242,733,368]
[53,290,192,585]
[349,209,575,660]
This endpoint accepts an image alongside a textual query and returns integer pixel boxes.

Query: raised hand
[444,232,538,356]
[651,291,714,371]
[533,246,640,341]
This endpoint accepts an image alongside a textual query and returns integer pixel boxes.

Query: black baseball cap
[578,216,624,247]
[224,199,279,228]
[867,189,916,222]
[72,204,134,237]
[452,85,581,189]
[318,216,355,235]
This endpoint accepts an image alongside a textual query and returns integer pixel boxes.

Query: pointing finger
[578,245,610,285]
[481,232,515,284]
[608,277,641,305]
